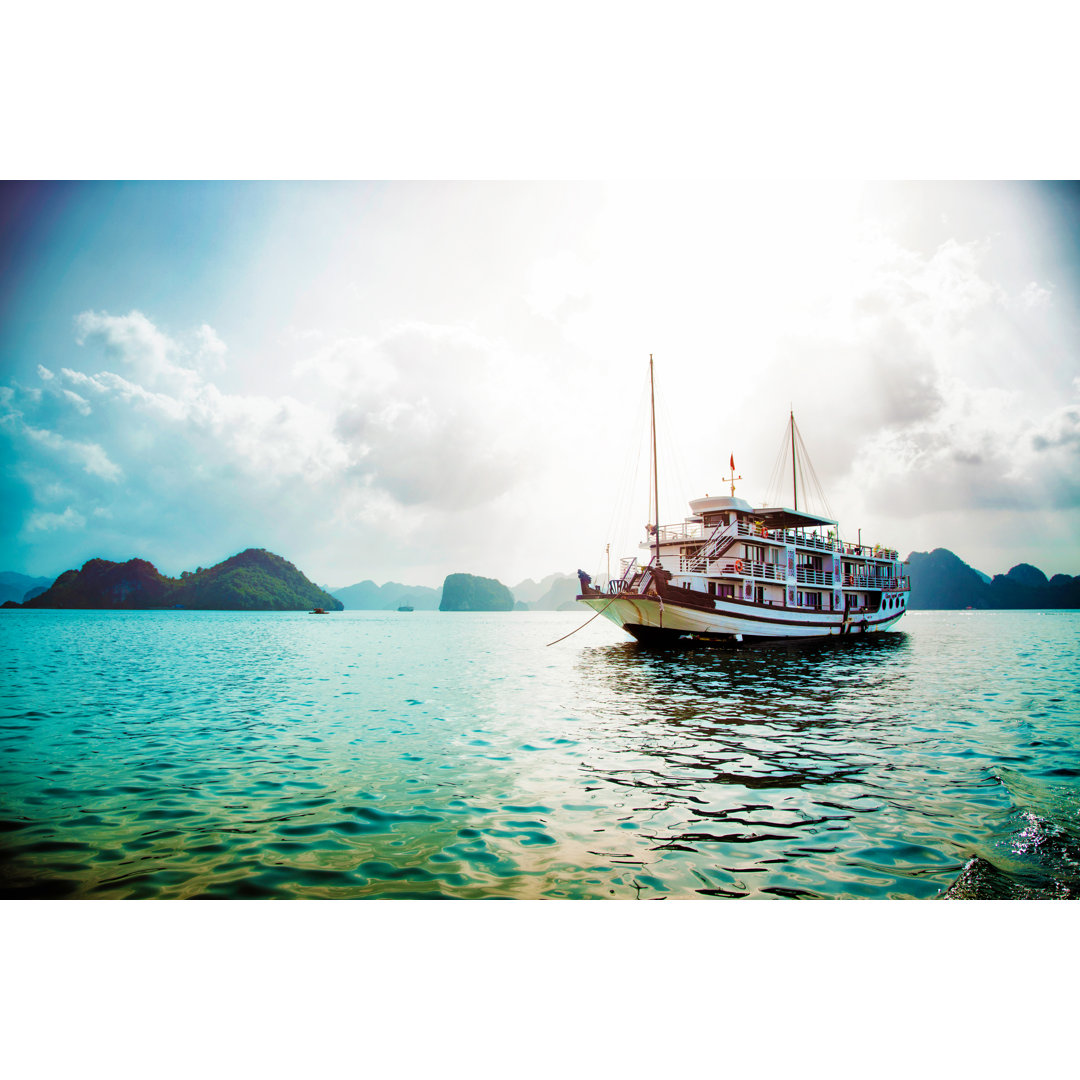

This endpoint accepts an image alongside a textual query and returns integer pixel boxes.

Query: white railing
[846,574,907,591]
[680,559,788,582]
[656,523,707,543]
[840,544,900,561]
[796,567,834,587]
[843,574,911,590]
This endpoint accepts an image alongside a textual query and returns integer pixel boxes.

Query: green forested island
[439,573,514,611]
[4,549,342,611]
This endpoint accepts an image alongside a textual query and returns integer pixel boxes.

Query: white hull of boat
[580,593,904,642]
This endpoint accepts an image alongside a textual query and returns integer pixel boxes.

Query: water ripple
[1,609,1078,898]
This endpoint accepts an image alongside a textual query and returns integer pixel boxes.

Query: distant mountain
[998,563,1048,589]
[907,549,991,609]
[331,579,441,610]
[988,564,1080,609]
[534,574,581,611]
[439,573,514,612]
[510,572,580,611]
[511,573,565,605]
[907,549,1080,610]
[5,549,342,611]
[0,572,54,606]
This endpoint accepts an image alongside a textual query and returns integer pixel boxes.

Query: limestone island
[439,573,514,611]
[3,548,343,611]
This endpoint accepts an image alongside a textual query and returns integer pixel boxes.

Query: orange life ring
[734,559,743,573]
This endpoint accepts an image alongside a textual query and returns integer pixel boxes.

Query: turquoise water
[1,609,1078,899]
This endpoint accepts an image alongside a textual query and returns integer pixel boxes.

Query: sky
[2,180,1080,588]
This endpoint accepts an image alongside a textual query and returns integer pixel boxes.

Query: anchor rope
[545,595,620,647]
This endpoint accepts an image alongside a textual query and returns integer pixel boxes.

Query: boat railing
[749,562,786,582]
[690,559,788,581]
[840,544,900,561]
[795,567,834,587]
[741,521,784,543]
[656,522,706,543]
[843,573,911,590]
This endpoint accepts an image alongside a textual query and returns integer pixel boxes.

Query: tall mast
[790,409,798,511]
[650,354,660,566]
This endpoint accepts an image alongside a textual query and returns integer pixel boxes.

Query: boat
[397,605,414,612]
[310,607,328,615]
[577,357,911,645]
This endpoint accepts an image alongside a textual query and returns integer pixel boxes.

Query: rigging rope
[764,422,791,507]
[791,416,835,520]
[596,375,651,583]
[763,413,834,519]
[653,378,693,526]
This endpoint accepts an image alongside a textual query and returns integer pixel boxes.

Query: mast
[790,409,798,511]
[650,354,660,567]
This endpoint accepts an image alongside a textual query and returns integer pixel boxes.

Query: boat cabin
[622,494,909,616]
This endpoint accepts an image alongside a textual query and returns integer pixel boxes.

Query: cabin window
[744,543,766,564]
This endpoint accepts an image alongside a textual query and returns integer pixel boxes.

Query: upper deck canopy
[687,494,836,530]
[751,506,837,530]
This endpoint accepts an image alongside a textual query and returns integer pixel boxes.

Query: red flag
[730,453,735,470]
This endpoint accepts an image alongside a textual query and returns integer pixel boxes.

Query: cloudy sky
[2,180,1079,588]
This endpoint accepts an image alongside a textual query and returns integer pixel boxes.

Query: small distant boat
[310,607,328,615]
[397,605,414,612]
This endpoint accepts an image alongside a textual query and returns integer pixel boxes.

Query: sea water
[1,608,1077,899]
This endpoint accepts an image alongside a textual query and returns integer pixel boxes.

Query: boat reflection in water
[567,631,981,899]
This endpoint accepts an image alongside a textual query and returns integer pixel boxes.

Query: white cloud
[323,322,540,510]
[1019,280,1053,310]
[22,424,122,482]
[76,309,201,394]
[194,324,227,372]
[61,389,91,416]
[26,507,86,532]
